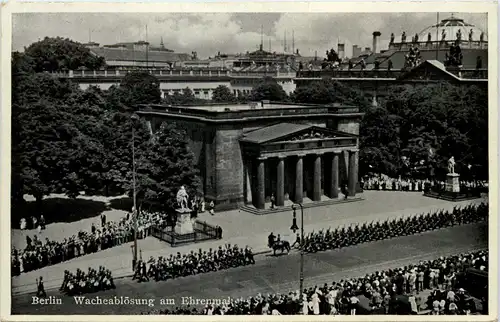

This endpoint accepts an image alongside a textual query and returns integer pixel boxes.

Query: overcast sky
[13,12,487,58]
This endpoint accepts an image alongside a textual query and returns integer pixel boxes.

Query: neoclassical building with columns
[137,101,363,212]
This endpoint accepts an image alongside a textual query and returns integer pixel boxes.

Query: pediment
[275,127,340,143]
[240,123,357,145]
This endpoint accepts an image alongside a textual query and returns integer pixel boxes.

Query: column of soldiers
[59,266,115,296]
[300,203,487,254]
[132,244,255,282]
[143,250,488,315]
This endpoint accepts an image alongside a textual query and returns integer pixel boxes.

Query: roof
[91,47,191,63]
[363,47,487,70]
[397,60,460,81]
[418,15,487,42]
[241,123,311,144]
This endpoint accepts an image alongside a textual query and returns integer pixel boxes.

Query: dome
[417,14,487,42]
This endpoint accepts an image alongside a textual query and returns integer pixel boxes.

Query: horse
[270,240,291,256]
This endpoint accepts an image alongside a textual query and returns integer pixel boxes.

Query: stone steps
[239,197,364,215]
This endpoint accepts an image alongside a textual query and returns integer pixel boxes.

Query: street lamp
[131,113,140,271]
[291,203,304,295]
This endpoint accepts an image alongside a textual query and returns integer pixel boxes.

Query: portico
[241,123,359,210]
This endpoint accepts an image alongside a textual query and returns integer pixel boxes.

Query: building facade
[137,101,363,211]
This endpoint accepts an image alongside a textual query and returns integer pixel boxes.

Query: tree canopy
[291,79,372,111]
[212,85,236,103]
[12,67,200,214]
[20,37,105,73]
[250,77,288,101]
[131,122,201,211]
[360,83,488,180]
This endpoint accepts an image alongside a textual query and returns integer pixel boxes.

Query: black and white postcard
[0,1,497,321]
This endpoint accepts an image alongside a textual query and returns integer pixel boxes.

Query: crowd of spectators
[361,176,487,193]
[11,210,168,276]
[142,250,488,315]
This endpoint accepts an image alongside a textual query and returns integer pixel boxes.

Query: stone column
[295,155,304,204]
[276,157,285,207]
[244,159,253,204]
[348,149,359,197]
[313,153,323,201]
[256,157,266,209]
[329,152,340,199]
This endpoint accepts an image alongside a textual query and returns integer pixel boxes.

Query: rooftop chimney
[372,31,382,54]
[337,43,345,59]
[352,45,361,58]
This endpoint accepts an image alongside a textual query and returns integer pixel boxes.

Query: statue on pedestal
[448,156,456,174]
[176,186,189,211]
[175,186,194,234]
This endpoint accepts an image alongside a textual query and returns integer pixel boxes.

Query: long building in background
[63,15,487,102]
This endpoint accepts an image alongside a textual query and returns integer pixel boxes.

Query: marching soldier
[36,276,47,298]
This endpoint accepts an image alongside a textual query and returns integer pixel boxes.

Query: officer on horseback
[268,232,276,248]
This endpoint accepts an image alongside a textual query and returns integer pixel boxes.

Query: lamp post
[131,113,140,271]
[291,203,304,295]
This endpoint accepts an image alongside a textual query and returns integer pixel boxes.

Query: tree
[360,83,488,180]
[119,71,162,108]
[291,79,371,111]
[212,85,236,102]
[250,77,288,101]
[22,37,105,72]
[129,122,201,211]
[12,51,35,75]
[11,73,108,209]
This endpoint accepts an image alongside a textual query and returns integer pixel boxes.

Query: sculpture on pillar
[448,156,456,174]
[176,186,190,210]
[401,31,406,43]
[175,186,194,234]
[390,33,395,44]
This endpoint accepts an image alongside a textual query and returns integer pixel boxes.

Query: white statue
[448,156,456,174]
[176,186,189,210]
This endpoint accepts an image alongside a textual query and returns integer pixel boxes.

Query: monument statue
[174,186,194,234]
[448,156,456,174]
[176,186,190,210]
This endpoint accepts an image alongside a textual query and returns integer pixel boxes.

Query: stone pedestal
[175,208,194,234]
[445,173,460,193]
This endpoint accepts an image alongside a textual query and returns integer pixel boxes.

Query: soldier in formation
[300,203,487,254]
[133,244,255,282]
[60,266,115,295]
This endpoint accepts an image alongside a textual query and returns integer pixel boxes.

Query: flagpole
[435,13,440,60]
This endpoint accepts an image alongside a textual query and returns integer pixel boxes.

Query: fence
[151,220,220,247]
